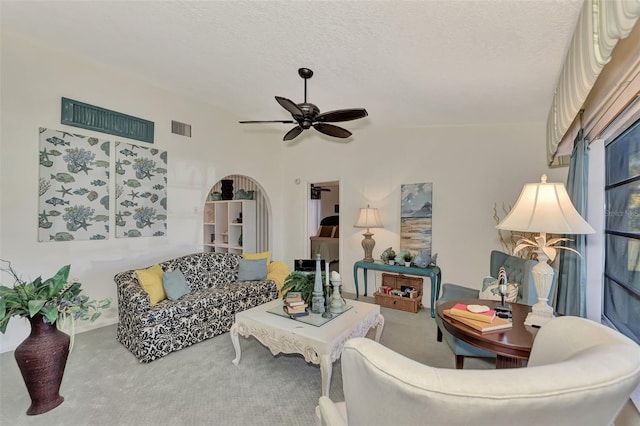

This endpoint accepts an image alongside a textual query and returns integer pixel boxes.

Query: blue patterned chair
[114,252,279,362]
[434,250,557,368]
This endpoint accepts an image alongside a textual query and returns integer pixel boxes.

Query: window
[604,117,640,344]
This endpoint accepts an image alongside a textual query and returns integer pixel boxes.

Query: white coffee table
[230,298,384,396]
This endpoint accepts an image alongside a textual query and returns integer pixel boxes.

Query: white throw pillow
[479,276,518,303]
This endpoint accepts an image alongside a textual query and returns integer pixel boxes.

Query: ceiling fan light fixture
[239,68,368,141]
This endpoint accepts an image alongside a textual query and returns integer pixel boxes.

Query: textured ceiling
[1,0,584,129]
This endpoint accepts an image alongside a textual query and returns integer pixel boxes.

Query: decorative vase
[311,254,325,314]
[14,314,70,415]
[235,189,253,200]
[405,261,411,267]
[221,179,234,200]
[388,260,395,265]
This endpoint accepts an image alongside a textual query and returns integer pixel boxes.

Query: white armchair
[317,316,640,426]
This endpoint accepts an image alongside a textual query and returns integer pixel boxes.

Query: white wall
[0,35,285,352]
[280,124,567,304]
[0,34,567,353]
[319,183,340,220]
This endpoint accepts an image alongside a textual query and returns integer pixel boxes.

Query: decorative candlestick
[495,266,511,317]
[322,260,332,317]
[322,280,333,318]
[330,271,346,314]
[499,267,507,307]
[311,254,325,314]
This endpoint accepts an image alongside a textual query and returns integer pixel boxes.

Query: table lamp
[354,205,383,262]
[496,174,594,327]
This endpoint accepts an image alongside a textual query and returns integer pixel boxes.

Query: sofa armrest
[317,396,348,426]
[437,283,480,304]
[114,271,151,313]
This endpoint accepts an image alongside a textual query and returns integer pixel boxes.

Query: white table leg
[320,355,332,397]
[374,314,385,342]
[230,323,241,366]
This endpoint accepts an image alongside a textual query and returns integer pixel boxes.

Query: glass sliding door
[604,117,640,344]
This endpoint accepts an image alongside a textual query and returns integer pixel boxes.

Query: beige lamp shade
[354,205,383,263]
[354,205,383,230]
[496,174,594,327]
[496,175,594,235]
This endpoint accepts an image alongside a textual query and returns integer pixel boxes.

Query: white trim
[597,95,640,143]
[585,138,605,322]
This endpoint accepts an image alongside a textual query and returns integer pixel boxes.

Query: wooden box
[374,273,423,313]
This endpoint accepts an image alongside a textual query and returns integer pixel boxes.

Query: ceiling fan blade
[313,123,352,139]
[315,108,368,123]
[275,96,303,119]
[283,126,303,141]
[239,120,296,124]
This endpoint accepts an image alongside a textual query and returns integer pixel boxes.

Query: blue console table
[353,261,442,318]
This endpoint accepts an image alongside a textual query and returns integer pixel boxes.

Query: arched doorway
[203,174,270,253]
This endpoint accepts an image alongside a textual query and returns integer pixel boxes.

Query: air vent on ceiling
[171,120,191,137]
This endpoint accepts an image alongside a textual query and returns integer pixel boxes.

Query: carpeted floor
[0,295,493,426]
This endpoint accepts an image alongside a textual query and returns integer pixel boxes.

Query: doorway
[308,180,340,274]
[206,174,270,253]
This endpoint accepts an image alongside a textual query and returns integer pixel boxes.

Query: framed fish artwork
[38,127,110,242]
[114,142,167,238]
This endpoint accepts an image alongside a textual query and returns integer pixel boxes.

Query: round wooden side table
[437,299,539,368]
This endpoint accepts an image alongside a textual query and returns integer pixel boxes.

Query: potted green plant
[0,260,111,415]
[396,250,414,267]
[380,247,396,265]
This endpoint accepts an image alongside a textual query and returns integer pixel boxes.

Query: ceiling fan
[311,184,331,199]
[239,68,368,141]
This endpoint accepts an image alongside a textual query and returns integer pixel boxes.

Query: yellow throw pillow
[266,261,291,296]
[135,264,166,306]
[243,251,271,265]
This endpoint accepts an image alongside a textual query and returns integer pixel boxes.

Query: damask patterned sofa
[114,252,279,362]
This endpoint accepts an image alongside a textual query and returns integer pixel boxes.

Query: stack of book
[443,303,512,333]
[283,291,309,317]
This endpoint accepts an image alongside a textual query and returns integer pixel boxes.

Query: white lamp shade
[354,206,383,229]
[496,175,595,235]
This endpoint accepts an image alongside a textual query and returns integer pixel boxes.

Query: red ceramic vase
[14,314,70,415]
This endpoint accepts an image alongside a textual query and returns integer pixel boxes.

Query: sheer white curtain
[309,198,322,237]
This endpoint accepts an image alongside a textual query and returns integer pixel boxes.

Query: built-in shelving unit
[203,200,256,254]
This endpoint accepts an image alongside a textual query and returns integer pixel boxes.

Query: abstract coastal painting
[400,183,433,256]
[38,128,110,242]
[114,142,167,238]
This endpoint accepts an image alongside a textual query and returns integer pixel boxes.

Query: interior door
[308,180,340,275]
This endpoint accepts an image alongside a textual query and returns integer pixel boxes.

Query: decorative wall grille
[61,97,154,143]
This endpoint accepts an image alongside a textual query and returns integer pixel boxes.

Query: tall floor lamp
[354,205,383,263]
[496,174,594,327]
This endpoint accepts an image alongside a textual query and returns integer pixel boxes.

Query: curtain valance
[546,0,640,164]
